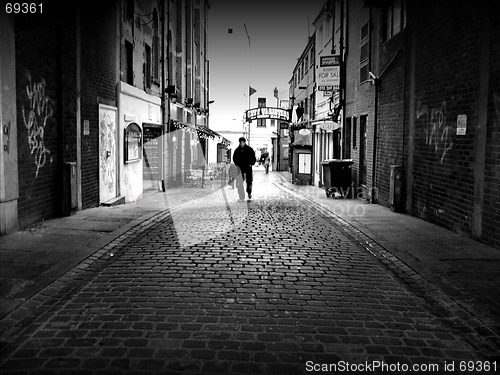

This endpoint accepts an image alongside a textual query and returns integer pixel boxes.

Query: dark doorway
[359,115,367,186]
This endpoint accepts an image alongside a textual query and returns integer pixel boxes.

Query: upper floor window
[124,40,134,85]
[384,0,406,41]
[125,0,134,21]
[152,10,159,81]
[360,22,369,84]
[145,44,152,89]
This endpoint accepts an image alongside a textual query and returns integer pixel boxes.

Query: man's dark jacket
[233,145,256,169]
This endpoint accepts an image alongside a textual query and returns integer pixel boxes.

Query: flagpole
[248,85,251,145]
[245,23,251,146]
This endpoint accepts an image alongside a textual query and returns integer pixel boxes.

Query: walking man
[233,137,256,201]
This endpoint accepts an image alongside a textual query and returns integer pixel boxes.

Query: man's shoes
[238,198,245,202]
[248,194,252,200]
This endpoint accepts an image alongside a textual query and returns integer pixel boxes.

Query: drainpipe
[161,0,166,191]
[370,50,400,204]
[371,76,380,203]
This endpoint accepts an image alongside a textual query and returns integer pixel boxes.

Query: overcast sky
[207,0,326,131]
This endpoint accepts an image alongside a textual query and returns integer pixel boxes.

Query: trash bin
[321,159,353,198]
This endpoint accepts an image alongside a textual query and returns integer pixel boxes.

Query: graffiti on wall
[99,109,116,189]
[21,72,54,177]
[98,105,117,203]
[416,100,454,164]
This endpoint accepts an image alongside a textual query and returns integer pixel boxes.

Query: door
[99,104,117,203]
[359,115,367,186]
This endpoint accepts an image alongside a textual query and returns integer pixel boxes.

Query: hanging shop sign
[313,120,340,131]
[245,107,290,122]
[317,55,340,91]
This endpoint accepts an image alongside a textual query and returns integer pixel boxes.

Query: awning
[312,120,340,131]
[196,125,231,146]
[171,121,230,146]
[172,120,195,130]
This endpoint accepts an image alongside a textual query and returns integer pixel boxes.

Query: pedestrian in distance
[233,137,256,201]
[263,153,270,174]
[260,151,269,173]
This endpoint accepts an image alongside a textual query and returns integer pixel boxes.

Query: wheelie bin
[321,159,353,198]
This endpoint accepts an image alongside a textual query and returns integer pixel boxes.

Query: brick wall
[344,2,375,197]
[15,3,69,228]
[411,0,481,237]
[374,27,407,208]
[482,3,500,248]
[80,3,118,209]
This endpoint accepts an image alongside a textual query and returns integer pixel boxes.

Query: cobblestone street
[0,172,493,374]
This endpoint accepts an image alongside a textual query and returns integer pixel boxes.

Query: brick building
[293,0,499,249]
[0,0,217,234]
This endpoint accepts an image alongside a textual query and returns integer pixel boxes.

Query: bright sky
[207,0,326,131]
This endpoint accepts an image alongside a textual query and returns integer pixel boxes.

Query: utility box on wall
[291,147,312,185]
[62,162,77,216]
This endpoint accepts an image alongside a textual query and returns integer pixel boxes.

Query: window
[304,98,308,114]
[257,97,266,127]
[152,10,159,81]
[309,93,314,118]
[145,44,151,88]
[310,48,314,67]
[384,0,406,41]
[360,23,369,83]
[124,40,133,85]
[125,0,134,21]
[271,119,275,126]
[305,55,308,72]
[352,117,357,148]
[124,123,142,163]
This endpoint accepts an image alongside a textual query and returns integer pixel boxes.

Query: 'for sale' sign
[317,55,340,90]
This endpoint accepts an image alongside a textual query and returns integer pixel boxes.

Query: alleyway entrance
[0,172,486,374]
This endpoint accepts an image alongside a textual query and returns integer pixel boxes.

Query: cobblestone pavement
[0,172,494,374]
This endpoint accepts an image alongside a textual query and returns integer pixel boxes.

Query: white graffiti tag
[416,100,454,164]
[21,72,53,177]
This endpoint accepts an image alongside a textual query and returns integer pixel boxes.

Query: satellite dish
[299,128,310,135]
